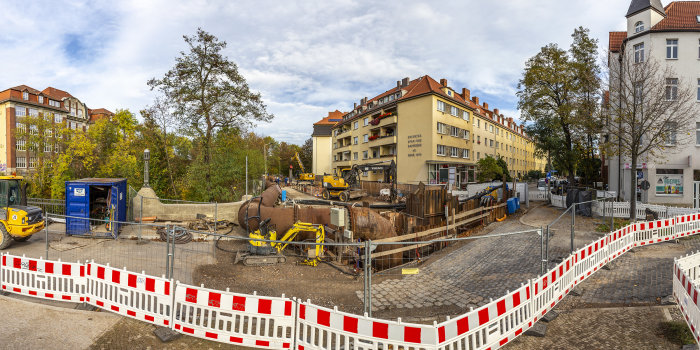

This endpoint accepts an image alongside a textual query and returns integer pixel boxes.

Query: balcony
[370,134,397,147]
[369,115,397,130]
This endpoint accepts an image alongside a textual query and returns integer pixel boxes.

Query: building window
[477,152,480,160]
[495,141,500,148]
[353,121,358,130]
[38,96,43,104]
[450,106,458,117]
[49,100,60,108]
[666,39,678,59]
[30,125,38,135]
[476,119,480,128]
[635,21,644,33]
[463,111,470,121]
[490,139,494,147]
[15,122,26,133]
[437,144,446,156]
[437,100,446,112]
[663,121,677,145]
[16,139,25,151]
[463,130,470,140]
[28,108,38,117]
[437,122,447,134]
[16,157,26,168]
[70,107,75,116]
[634,43,644,63]
[78,109,83,118]
[55,143,59,153]
[363,151,368,159]
[450,126,460,137]
[352,152,357,160]
[363,134,368,143]
[450,147,459,157]
[489,124,494,133]
[463,149,469,159]
[28,157,36,168]
[477,135,481,143]
[665,78,678,100]
[363,118,368,126]
[333,155,337,161]
[44,142,52,152]
[655,168,683,195]
[634,82,643,101]
[696,122,700,145]
[15,107,26,117]
[697,79,700,101]
[22,92,28,100]
[353,136,358,145]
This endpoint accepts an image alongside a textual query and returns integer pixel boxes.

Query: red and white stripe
[85,262,172,326]
[1,254,85,302]
[172,283,295,349]
[436,284,530,348]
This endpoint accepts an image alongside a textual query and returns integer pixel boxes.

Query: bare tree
[142,97,178,196]
[604,50,697,220]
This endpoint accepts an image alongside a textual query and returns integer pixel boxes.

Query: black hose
[321,260,360,276]
[157,226,192,244]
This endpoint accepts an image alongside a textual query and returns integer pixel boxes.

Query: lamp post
[263,142,273,176]
[143,148,150,188]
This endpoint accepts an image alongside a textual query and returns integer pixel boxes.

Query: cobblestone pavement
[504,301,679,350]
[367,204,606,311]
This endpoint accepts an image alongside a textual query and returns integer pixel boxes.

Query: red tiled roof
[41,87,74,100]
[653,1,700,30]
[10,85,42,95]
[609,31,627,52]
[88,108,113,115]
[314,110,345,125]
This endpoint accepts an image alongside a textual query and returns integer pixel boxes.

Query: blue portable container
[506,198,517,214]
[65,178,127,237]
[514,197,520,210]
[281,190,287,202]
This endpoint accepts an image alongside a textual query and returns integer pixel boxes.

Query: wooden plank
[364,241,434,259]
[373,225,447,243]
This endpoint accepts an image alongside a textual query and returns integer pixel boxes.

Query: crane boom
[293,152,306,173]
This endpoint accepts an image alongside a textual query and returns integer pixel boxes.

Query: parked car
[537,178,547,191]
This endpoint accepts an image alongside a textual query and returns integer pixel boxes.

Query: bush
[659,321,696,345]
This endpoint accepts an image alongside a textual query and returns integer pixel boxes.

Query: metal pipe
[170,226,175,280]
[165,225,171,279]
[611,198,615,231]
[363,240,370,315]
[545,225,550,271]
[214,202,218,233]
[45,223,49,260]
[368,240,373,318]
[139,195,143,242]
[540,226,544,274]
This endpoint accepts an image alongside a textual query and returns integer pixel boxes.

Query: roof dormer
[626,0,665,36]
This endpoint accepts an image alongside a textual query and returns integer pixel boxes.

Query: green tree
[496,157,512,181]
[148,28,273,201]
[300,138,313,173]
[477,155,503,182]
[517,27,601,185]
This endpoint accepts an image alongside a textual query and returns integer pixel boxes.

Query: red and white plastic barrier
[436,283,531,350]
[1,254,85,302]
[172,283,295,349]
[673,254,700,343]
[85,262,173,327]
[297,300,437,350]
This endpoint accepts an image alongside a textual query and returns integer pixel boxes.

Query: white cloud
[0,0,640,144]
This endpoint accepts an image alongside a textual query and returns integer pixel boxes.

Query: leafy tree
[300,138,313,172]
[604,50,698,220]
[477,155,503,182]
[15,112,71,197]
[495,157,512,181]
[518,27,601,185]
[148,28,273,201]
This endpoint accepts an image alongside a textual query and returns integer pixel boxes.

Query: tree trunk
[629,155,638,222]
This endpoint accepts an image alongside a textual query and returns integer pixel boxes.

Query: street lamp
[263,142,273,176]
[143,148,150,188]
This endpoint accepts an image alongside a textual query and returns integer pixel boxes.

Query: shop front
[427,161,476,189]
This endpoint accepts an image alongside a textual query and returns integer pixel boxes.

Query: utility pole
[245,156,248,196]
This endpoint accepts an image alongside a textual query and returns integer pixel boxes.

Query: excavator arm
[293,152,306,173]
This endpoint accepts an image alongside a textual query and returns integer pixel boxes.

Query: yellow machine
[319,173,351,201]
[0,175,45,249]
[235,219,326,267]
[292,152,315,183]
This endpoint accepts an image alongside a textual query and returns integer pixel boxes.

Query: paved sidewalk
[0,294,120,350]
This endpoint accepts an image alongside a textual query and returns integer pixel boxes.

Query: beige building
[312,110,343,175]
[330,75,544,187]
[0,85,112,174]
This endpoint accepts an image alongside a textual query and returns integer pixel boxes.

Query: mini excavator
[235,217,326,267]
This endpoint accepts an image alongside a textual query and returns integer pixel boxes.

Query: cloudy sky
[1,0,638,145]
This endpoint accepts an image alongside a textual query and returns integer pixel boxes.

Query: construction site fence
[547,196,700,220]
[3,205,700,349]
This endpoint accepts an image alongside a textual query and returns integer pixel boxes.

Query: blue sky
[0,0,636,145]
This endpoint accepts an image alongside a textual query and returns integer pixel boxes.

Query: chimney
[354,102,357,109]
[401,77,409,86]
[508,117,513,123]
[440,78,447,87]
[472,96,479,105]
[483,102,488,110]
[461,88,470,101]
[493,108,499,116]
[397,81,401,89]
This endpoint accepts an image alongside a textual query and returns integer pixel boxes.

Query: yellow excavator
[235,218,326,267]
[0,175,45,249]
[292,152,314,183]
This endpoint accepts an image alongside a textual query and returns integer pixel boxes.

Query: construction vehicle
[316,171,367,202]
[292,152,314,183]
[0,175,45,249]
[235,218,326,266]
[344,160,397,202]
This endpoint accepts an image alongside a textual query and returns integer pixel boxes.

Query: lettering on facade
[407,134,423,157]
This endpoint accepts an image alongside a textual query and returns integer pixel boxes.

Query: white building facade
[607,0,700,207]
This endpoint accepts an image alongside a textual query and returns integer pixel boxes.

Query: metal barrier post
[138,195,143,242]
[45,222,49,260]
[545,225,550,271]
[165,225,171,279]
[170,227,176,280]
[540,226,545,274]
[214,202,218,233]
[610,199,615,231]
[570,203,575,254]
[368,240,373,318]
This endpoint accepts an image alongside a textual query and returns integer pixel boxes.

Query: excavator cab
[235,218,326,267]
[0,176,45,249]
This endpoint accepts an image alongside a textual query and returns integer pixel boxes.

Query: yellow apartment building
[330,75,545,187]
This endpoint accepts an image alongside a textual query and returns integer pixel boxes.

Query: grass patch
[659,321,696,345]
[596,218,631,232]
